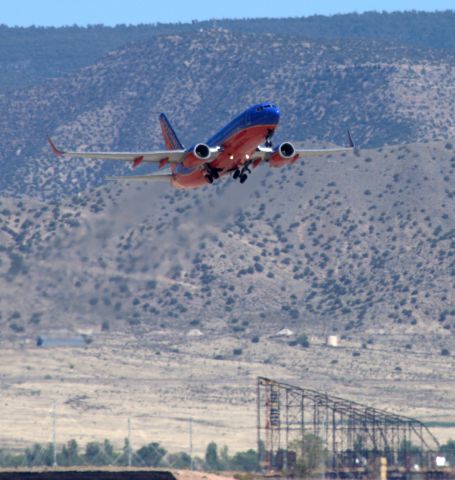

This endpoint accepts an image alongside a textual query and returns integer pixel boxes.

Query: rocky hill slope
[1,29,455,200]
[2,11,455,94]
[1,139,453,338]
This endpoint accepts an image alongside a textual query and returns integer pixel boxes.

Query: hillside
[1,11,455,93]
[0,137,454,451]
[1,140,453,337]
[1,30,455,200]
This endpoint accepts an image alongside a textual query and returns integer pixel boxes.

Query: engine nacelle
[182,143,214,168]
[277,142,295,158]
[269,142,299,167]
[193,143,211,160]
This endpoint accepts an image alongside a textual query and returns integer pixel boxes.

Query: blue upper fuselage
[206,102,280,147]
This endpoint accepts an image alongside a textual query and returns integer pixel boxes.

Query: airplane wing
[294,146,354,157]
[253,131,356,161]
[107,174,172,182]
[48,137,185,164]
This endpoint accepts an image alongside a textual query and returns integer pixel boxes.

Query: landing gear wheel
[233,169,240,180]
[212,170,219,180]
[206,175,213,184]
[239,174,248,184]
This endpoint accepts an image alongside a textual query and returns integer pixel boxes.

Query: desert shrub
[296,334,310,348]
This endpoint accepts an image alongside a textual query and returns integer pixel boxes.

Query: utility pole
[128,417,132,467]
[188,361,194,471]
[52,402,57,467]
[189,416,193,471]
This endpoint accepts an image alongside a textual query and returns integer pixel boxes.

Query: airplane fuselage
[171,102,280,188]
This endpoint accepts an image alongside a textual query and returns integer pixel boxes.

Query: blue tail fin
[159,113,184,150]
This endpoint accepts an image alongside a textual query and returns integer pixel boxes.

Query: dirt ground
[0,327,454,456]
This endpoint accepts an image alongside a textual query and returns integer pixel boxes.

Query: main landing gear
[233,162,251,184]
[232,130,275,184]
[204,165,221,184]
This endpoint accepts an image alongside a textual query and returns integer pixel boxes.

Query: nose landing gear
[265,129,274,148]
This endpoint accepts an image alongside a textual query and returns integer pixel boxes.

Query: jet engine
[193,143,211,160]
[269,142,298,167]
[277,142,295,158]
[182,143,217,168]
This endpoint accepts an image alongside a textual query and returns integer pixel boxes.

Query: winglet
[347,130,360,155]
[347,130,355,149]
[48,137,65,157]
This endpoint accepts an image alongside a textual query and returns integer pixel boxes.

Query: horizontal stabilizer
[106,174,172,182]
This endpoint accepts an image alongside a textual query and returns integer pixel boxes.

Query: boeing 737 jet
[48,102,355,189]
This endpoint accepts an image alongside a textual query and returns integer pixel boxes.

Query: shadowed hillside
[1,11,455,93]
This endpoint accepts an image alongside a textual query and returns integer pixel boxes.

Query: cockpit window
[256,106,264,111]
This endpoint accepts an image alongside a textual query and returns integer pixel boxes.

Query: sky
[1,0,454,27]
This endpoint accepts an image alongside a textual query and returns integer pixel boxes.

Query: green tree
[166,452,192,468]
[85,442,103,465]
[25,443,54,466]
[0,450,26,467]
[398,440,422,465]
[291,434,327,474]
[103,439,116,463]
[219,445,230,469]
[58,439,81,466]
[296,334,310,348]
[117,438,132,466]
[230,449,258,472]
[136,442,166,467]
[205,442,220,470]
[440,440,455,466]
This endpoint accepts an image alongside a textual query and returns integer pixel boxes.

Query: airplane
[48,102,355,189]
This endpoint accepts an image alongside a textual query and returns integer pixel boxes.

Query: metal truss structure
[257,377,440,472]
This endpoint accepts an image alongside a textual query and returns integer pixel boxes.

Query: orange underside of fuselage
[170,124,276,189]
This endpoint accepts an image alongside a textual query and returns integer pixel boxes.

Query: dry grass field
[0,325,453,456]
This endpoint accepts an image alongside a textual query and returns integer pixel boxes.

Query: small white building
[436,456,447,467]
[187,329,204,338]
[276,328,294,337]
[326,335,339,347]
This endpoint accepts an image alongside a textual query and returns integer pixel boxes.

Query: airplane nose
[269,106,280,124]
